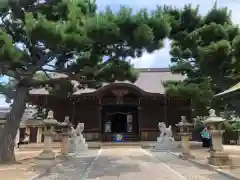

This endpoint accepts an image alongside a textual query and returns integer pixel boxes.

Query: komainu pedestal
[153,122,178,151]
[68,123,88,155]
[68,126,77,153]
[75,123,88,153]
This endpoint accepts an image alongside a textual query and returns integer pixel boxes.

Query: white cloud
[130,39,171,68]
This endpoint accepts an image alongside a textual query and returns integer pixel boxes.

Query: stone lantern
[59,116,71,156]
[37,110,59,161]
[176,116,194,159]
[203,109,232,166]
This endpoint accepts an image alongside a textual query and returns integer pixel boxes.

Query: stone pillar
[37,111,59,162]
[59,117,70,156]
[176,116,194,159]
[180,133,190,157]
[25,127,30,135]
[60,132,69,155]
[204,109,232,166]
[37,127,42,143]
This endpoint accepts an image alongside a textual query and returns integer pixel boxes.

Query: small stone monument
[176,116,194,159]
[75,123,88,153]
[204,109,232,166]
[59,116,71,156]
[37,110,59,162]
[153,122,178,151]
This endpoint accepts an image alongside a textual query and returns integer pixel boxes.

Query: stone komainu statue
[158,122,175,142]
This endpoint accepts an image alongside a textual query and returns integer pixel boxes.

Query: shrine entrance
[101,105,139,141]
[110,112,126,133]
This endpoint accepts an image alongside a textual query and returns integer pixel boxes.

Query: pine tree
[164,5,240,116]
[0,0,170,163]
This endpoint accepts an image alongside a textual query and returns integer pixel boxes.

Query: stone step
[100,142,143,149]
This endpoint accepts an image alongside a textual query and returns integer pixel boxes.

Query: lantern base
[208,151,232,166]
[35,151,56,167]
[153,136,178,151]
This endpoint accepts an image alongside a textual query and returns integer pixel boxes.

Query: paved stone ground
[36,150,100,180]
[148,150,234,180]
[34,148,236,180]
[0,150,61,180]
[0,150,42,180]
[185,148,240,178]
[0,158,38,180]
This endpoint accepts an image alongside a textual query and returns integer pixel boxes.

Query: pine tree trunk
[0,86,28,164]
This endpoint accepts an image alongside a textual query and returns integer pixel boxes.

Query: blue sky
[0,0,239,107]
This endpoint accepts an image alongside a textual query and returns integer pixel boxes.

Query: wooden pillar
[98,96,102,141]
[37,127,42,143]
[99,105,102,141]
[71,101,76,126]
[25,127,30,136]
[138,97,141,141]
[164,96,167,123]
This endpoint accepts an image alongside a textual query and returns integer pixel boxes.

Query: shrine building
[29,68,192,142]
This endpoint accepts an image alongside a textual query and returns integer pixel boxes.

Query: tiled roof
[134,68,185,93]
[29,68,185,95]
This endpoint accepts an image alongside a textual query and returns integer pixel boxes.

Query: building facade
[0,106,45,143]
[29,68,192,142]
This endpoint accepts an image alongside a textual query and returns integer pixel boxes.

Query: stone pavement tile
[34,150,100,180]
[149,150,234,180]
[97,176,119,180]
[32,148,239,180]
[218,169,240,180]
[119,172,135,180]
[87,148,192,180]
